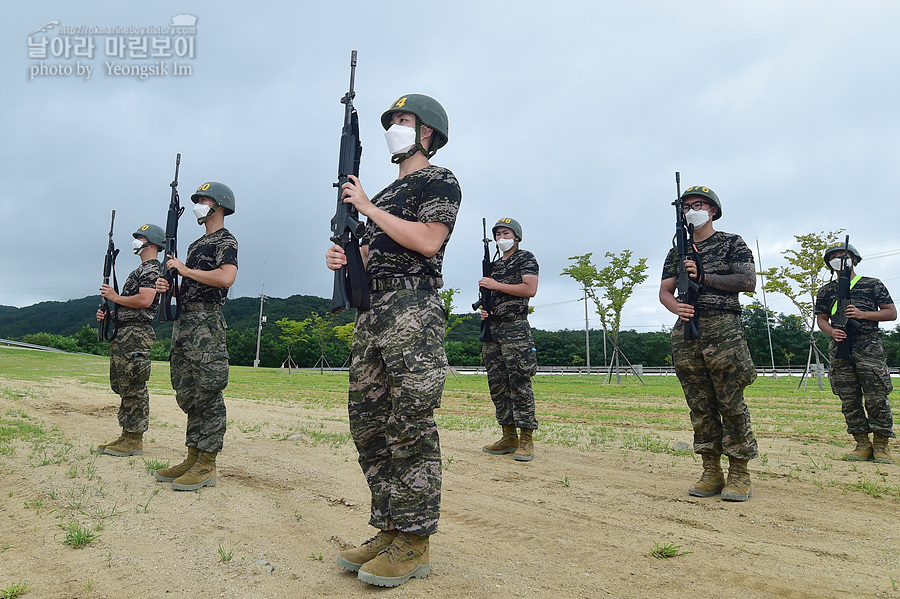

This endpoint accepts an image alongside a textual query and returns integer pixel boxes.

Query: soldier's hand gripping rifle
[158,153,183,322]
[98,210,120,342]
[831,235,861,359]
[471,218,494,342]
[673,172,702,340]
[330,50,369,314]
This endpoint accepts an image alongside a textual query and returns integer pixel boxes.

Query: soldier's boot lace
[482,425,519,455]
[845,433,873,461]
[721,457,752,502]
[357,531,430,587]
[689,452,725,497]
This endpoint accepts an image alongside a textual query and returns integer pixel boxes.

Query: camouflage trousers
[828,332,895,438]
[170,306,229,453]
[672,310,758,460]
[348,288,447,537]
[109,322,155,433]
[481,316,539,430]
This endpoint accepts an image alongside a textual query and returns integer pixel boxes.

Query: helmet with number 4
[823,240,862,268]
[492,217,523,242]
[681,185,722,220]
[381,94,449,158]
[191,181,235,215]
[132,224,165,250]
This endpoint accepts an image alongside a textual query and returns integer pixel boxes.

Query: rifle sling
[831,274,862,315]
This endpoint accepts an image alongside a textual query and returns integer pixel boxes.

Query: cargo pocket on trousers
[518,347,538,378]
[197,351,229,392]
[401,326,447,373]
[127,352,151,384]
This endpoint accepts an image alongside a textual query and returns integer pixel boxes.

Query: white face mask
[830,257,849,271]
[132,238,146,254]
[497,238,516,252]
[384,124,417,156]
[684,208,710,228]
[192,202,212,223]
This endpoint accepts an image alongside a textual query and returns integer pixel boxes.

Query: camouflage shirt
[815,275,893,334]
[662,231,753,313]
[362,165,461,283]
[117,259,161,323]
[489,249,539,318]
[180,227,238,305]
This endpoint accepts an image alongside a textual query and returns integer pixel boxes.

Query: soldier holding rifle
[815,240,896,464]
[96,222,164,457]
[326,90,461,588]
[154,181,238,491]
[659,182,759,501]
[478,217,540,462]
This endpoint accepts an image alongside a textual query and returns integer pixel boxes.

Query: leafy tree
[439,287,473,336]
[743,302,776,370]
[22,332,79,352]
[759,230,842,388]
[334,322,354,350]
[150,337,171,361]
[561,251,648,383]
[276,313,349,370]
[65,325,106,355]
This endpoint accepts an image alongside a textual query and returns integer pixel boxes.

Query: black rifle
[673,171,702,340]
[98,210,120,342]
[330,50,369,314]
[158,153,183,322]
[832,235,861,359]
[471,218,494,342]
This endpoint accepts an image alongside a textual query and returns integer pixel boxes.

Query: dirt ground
[1,375,899,599]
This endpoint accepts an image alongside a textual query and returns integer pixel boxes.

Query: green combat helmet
[492,217,523,242]
[191,181,235,216]
[681,185,722,220]
[132,224,165,251]
[381,94,449,161]
[823,240,862,269]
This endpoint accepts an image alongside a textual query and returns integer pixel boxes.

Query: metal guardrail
[0,339,97,357]
[0,341,837,378]
[1,338,70,352]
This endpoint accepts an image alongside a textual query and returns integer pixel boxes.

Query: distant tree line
[10,296,900,369]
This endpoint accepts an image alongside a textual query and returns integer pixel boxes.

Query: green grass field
[1,346,898,501]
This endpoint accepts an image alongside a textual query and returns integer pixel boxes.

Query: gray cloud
[2,1,898,334]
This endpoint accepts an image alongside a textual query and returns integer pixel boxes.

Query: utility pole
[583,286,590,371]
[253,285,267,367]
[756,239,777,378]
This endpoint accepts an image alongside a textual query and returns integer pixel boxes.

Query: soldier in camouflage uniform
[659,185,758,502]
[478,217,539,461]
[815,241,896,464]
[154,182,238,491]
[326,94,460,588]
[96,223,164,457]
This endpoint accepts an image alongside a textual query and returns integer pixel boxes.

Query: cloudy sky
[2,1,899,334]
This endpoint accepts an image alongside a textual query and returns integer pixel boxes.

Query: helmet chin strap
[391,145,419,164]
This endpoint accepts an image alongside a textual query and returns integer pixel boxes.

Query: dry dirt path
[1,376,898,598]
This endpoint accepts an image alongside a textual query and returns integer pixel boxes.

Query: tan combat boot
[873,434,894,464]
[103,431,143,457]
[513,428,535,462]
[357,531,430,587]
[154,447,200,482]
[689,453,726,497]
[336,530,398,572]
[171,451,217,491]
[721,457,752,502]
[97,429,126,452]
[845,433,873,461]
[482,425,519,455]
